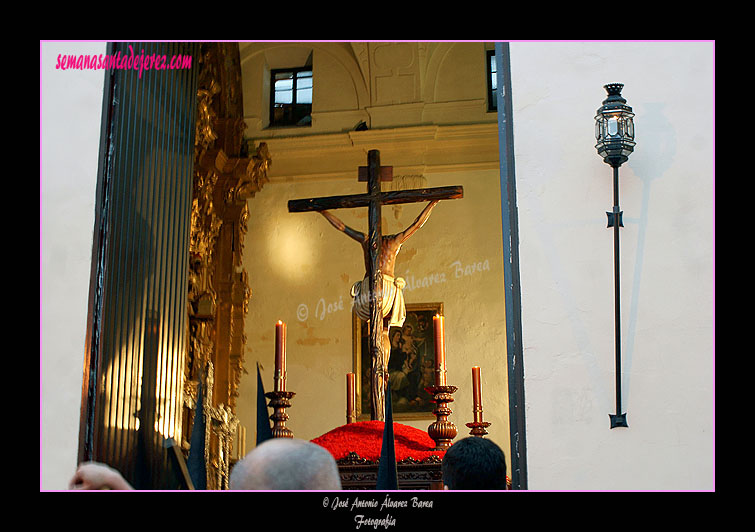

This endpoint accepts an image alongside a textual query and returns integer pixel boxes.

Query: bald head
[230,438,342,490]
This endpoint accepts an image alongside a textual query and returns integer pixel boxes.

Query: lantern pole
[608,163,627,428]
[595,83,633,429]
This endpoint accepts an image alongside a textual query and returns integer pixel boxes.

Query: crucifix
[288,150,463,421]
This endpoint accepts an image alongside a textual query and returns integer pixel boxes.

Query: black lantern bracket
[595,83,635,429]
[610,412,628,429]
[606,208,623,228]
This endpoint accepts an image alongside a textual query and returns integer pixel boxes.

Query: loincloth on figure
[351,274,406,328]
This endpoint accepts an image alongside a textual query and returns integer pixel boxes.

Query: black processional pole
[594,83,635,429]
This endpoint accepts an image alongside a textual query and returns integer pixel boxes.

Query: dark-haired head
[441,436,507,490]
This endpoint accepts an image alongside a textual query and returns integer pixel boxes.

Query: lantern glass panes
[595,83,635,167]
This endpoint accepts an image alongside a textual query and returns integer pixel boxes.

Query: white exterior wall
[508,41,714,490]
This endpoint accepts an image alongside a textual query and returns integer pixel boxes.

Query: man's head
[441,436,507,490]
[230,438,342,490]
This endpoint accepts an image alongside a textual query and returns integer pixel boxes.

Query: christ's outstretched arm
[395,200,440,244]
[319,210,366,243]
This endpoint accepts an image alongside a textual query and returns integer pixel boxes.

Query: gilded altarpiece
[184,42,271,489]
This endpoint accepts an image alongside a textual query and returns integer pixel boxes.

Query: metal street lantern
[595,83,636,429]
[595,83,635,168]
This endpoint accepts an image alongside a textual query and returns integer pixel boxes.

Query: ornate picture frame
[352,302,444,420]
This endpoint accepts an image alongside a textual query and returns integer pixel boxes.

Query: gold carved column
[183,42,271,489]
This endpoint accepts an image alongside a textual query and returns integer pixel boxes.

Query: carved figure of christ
[318,200,439,281]
[288,150,463,421]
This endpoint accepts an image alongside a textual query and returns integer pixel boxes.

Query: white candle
[275,320,286,391]
[433,314,447,386]
[346,372,355,423]
[472,366,482,422]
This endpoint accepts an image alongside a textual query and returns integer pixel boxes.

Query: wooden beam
[287,185,463,213]
[367,150,384,420]
[358,165,393,182]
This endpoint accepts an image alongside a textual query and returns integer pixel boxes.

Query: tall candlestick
[275,320,286,391]
[472,366,482,422]
[346,372,356,423]
[433,314,447,386]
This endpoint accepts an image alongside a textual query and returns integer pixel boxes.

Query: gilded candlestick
[424,384,457,451]
[265,390,295,438]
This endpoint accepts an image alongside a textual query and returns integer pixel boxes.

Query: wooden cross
[288,150,463,421]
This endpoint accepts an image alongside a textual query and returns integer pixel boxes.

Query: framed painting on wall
[352,302,443,420]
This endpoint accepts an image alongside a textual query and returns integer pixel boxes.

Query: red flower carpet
[311,420,445,462]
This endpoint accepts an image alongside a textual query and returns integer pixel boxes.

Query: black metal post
[609,164,628,428]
